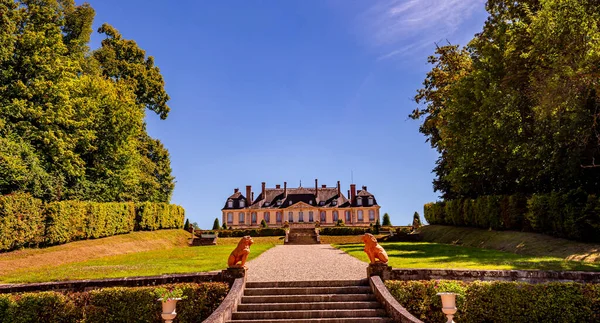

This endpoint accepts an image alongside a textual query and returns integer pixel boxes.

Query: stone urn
[159,298,182,323]
[437,292,457,323]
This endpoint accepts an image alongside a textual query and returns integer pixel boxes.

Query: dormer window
[240,200,245,207]
[309,200,313,205]
[332,200,337,206]
[277,200,282,206]
[356,198,362,206]
[320,201,325,206]
[289,200,292,205]
[368,197,374,206]
[227,199,233,208]
[264,201,270,206]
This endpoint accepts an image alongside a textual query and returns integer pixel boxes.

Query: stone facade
[222,180,380,228]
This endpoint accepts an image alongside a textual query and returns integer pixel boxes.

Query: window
[356,198,362,206]
[240,200,245,207]
[309,200,313,205]
[251,212,257,224]
[369,210,375,221]
[333,211,338,222]
[289,200,292,205]
[227,212,233,223]
[357,210,364,222]
[320,201,325,206]
[277,200,282,206]
[288,212,294,222]
[276,212,282,223]
[320,211,326,222]
[309,211,314,222]
[264,202,270,206]
[264,212,270,223]
[299,211,304,222]
[345,210,351,222]
[368,197,374,206]
[227,199,233,208]
[239,212,245,223]
[332,200,337,206]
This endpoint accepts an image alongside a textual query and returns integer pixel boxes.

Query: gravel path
[246,244,367,282]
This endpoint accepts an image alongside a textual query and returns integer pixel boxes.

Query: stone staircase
[226,280,392,323]
[285,228,319,245]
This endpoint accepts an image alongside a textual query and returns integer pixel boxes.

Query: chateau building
[222,180,380,228]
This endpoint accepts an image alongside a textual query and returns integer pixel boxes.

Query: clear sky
[84,0,488,229]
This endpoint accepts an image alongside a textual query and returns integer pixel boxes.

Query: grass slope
[420,225,600,262]
[0,231,282,283]
[336,242,600,272]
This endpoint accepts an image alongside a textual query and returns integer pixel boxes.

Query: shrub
[212,218,220,230]
[260,219,268,228]
[382,213,392,226]
[320,226,370,236]
[0,193,44,250]
[135,202,184,231]
[216,228,286,237]
[1,283,228,323]
[386,280,597,323]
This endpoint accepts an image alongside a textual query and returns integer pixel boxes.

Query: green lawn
[1,237,281,284]
[335,242,600,272]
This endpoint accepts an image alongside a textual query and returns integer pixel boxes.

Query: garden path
[246,244,367,281]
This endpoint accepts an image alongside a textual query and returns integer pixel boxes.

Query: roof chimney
[246,185,252,204]
[322,184,326,188]
[315,179,318,193]
[234,188,239,193]
[284,182,287,197]
[350,184,356,201]
[276,184,281,189]
[362,185,367,191]
[347,190,350,198]
[337,181,341,196]
[252,192,254,202]
[262,182,266,199]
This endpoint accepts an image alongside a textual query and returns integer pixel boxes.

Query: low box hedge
[385,280,600,323]
[0,282,228,323]
[214,228,286,237]
[320,226,371,236]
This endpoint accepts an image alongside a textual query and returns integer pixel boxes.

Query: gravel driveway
[246,244,367,282]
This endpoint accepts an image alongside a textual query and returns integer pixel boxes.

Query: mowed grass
[0,232,283,284]
[335,241,600,272]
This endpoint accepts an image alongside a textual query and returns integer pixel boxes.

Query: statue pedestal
[222,267,246,284]
[367,263,391,280]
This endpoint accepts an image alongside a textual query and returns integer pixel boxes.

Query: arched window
[264,212,270,223]
[240,200,245,207]
[276,212,282,223]
[239,212,245,223]
[309,211,314,222]
[333,211,339,222]
[356,198,362,206]
[357,210,364,222]
[320,211,326,222]
[299,211,304,222]
[227,212,233,223]
[369,210,375,221]
[345,210,351,222]
[368,196,374,206]
[251,212,257,224]
[288,212,294,222]
[227,199,233,208]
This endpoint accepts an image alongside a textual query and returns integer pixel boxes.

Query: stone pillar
[223,267,247,285]
[367,263,392,281]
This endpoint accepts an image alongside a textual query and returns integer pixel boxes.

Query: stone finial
[227,236,254,269]
[362,233,388,264]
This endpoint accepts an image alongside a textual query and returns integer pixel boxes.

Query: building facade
[222,180,380,228]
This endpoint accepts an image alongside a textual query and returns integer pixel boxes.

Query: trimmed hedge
[0,193,185,251]
[214,228,286,237]
[386,280,600,323]
[424,190,600,242]
[320,227,371,236]
[0,282,228,323]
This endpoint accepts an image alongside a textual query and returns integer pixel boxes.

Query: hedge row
[386,280,600,323]
[424,190,600,242]
[0,282,228,323]
[320,226,371,236]
[0,193,185,251]
[205,228,286,237]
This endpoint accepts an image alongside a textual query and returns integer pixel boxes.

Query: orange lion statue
[362,233,388,264]
[228,236,254,268]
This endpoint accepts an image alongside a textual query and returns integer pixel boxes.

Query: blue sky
[85,0,488,229]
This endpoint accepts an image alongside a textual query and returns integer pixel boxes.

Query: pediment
[286,201,314,209]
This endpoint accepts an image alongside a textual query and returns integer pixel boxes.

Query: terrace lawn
[0,235,282,284]
[335,241,600,272]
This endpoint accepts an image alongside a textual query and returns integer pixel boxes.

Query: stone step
[227,318,392,323]
[232,309,388,320]
[244,286,372,296]
[246,280,367,289]
[241,294,376,304]
[237,301,382,311]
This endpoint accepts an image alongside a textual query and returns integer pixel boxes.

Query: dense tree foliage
[412,0,600,199]
[0,0,174,202]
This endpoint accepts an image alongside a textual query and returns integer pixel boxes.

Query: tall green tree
[382,213,392,226]
[212,218,220,230]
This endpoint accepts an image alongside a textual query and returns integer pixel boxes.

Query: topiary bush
[386,280,599,323]
[0,282,228,323]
